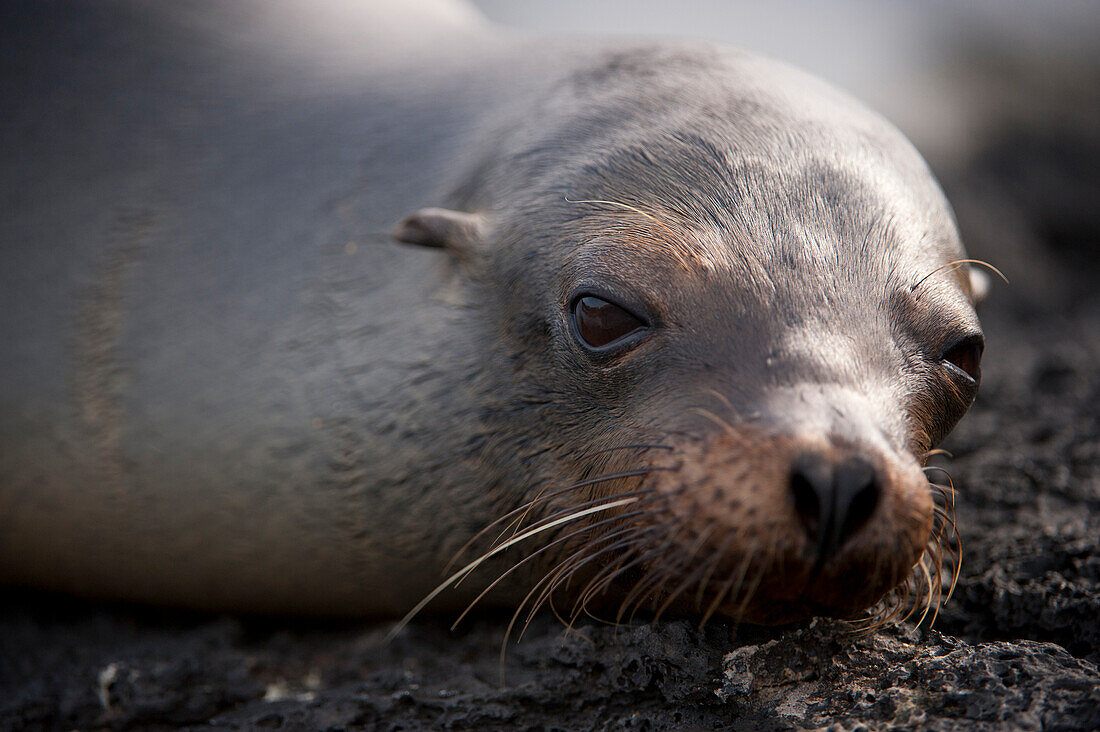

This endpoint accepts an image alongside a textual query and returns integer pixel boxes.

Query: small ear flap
[969,268,991,309]
[391,208,484,256]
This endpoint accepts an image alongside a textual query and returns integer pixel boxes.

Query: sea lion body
[0,1,983,621]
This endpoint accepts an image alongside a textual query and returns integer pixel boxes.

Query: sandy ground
[3,50,1099,732]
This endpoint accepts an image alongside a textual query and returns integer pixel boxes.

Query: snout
[648,428,934,624]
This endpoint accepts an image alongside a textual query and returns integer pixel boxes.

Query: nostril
[835,458,880,549]
[791,470,821,540]
[789,454,831,542]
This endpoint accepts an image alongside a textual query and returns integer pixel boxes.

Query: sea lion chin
[0,1,987,628]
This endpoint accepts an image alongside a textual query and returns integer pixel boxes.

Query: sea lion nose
[789,453,881,563]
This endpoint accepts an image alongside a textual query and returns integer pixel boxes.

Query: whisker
[490,486,656,550]
[532,515,664,624]
[563,197,682,241]
[547,595,596,647]
[624,524,701,621]
[686,406,737,436]
[447,467,663,574]
[704,548,760,628]
[445,482,574,574]
[572,530,662,617]
[449,511,644,630]
[694,534,736,610]
[521,520,653,631]
[911,258,1008,294]
[499,525,653,663]
[730,536,775,623]
[455,487,656,593]
[583,538,670,624]
[386,496,640,641]
[528,526,654,639]
[515,499,668,636]
[652,524,717,621]
[616,525,691,623]
[912,556,935,628]
[701,388,734,412]
[927,543,949,628]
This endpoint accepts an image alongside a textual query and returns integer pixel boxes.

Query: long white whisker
[385,496,639,641]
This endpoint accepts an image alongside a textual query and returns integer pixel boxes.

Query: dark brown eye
[572,295,646,350]
[941,335,983,383]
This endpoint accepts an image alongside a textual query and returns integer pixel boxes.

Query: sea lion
[0,0,988,625]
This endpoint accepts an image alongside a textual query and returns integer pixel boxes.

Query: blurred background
[472,0,1100,317]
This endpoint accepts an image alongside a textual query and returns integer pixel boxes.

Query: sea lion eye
[940,335,983,383]
[571,295,647,350]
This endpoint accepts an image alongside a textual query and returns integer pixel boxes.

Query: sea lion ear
[391,208,485,256]
[968,268,991,309]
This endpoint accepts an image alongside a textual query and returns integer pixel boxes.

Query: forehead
[547,119,961,292]
[562,151,958,298]
[501,44,968,298]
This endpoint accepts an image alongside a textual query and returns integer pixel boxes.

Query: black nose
[790,453,881,564]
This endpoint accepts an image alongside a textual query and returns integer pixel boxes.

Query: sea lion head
[394,43,987,625]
